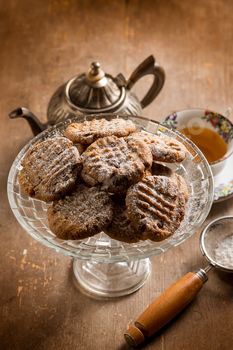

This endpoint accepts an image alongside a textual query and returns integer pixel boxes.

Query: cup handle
[126,55,165,109]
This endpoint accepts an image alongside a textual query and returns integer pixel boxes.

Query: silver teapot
[9,55,165,136]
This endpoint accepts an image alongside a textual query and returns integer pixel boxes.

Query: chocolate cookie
[18,137,82,202]
[151,162,188,201]
[104,196,142,243]
[81,135,153,194]
[47,184,114,240]
[126,175,185,242]
[65,118,136,145]
[132,132,187,163]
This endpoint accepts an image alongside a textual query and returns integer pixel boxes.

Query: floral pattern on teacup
[203,111,233,144]
[163,113,178,129]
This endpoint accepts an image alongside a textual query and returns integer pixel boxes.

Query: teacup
[163,108,233,176]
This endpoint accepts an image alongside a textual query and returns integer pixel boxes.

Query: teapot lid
[67,62,125,110]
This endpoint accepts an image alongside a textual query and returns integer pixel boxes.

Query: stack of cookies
[18,118,188,243]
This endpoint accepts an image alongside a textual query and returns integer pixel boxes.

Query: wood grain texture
[1,0,233,349]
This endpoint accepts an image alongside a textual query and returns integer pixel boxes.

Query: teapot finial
[90,62,100,75]
[86,62,105,83]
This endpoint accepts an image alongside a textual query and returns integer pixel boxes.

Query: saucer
[213,153,233,202]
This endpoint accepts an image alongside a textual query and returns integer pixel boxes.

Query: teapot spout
[9,107,49,136]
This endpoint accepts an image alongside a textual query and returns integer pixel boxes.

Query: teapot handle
[126,55,165,109]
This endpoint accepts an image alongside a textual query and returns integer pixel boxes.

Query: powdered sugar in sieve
[214,233,233,269]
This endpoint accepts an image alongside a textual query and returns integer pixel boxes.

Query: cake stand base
[73,258,151,297]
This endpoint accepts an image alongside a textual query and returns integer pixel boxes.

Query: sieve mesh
[200,216,233,272]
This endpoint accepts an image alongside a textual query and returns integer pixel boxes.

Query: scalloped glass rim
[7,114,214,263]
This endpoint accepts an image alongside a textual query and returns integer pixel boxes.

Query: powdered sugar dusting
[47,185,113,240]
[81,135,152,193]
[126,176,185,242]
[18,137,82,202]
[214,234,233,268]
[132,132,187,162]
[65,118,136,144]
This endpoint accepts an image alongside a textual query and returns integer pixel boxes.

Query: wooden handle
[124,272,203,347]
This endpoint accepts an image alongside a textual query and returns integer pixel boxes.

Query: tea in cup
[164,109,233,176]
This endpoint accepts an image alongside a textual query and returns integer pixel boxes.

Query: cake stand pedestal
[73,258,151,297]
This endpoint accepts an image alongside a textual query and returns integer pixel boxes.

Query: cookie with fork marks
[132,132,187,163]
[65,118,136,145]
[126,175,185,242]
[47,184,114,240]
[18,137,82,202]
[81,135,153,194]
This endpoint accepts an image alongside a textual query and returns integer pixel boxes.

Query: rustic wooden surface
[1,0,233,349]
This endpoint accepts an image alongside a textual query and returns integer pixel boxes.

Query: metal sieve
[124,216,233,348]
[199,216,233,274]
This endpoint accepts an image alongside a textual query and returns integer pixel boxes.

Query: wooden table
[1,0,233,349]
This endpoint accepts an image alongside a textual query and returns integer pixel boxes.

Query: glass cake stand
[7,114,214,297]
